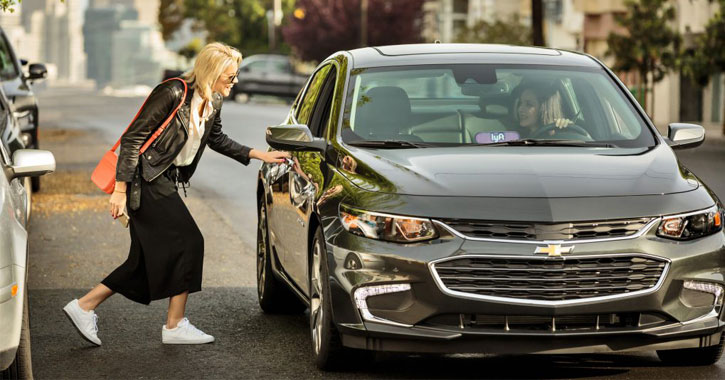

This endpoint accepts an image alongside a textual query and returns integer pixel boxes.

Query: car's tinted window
[245,60,268,73]
[268,59,290,74]
[0,34,18,80]
[308,68,337,138]
[341,64,655,148]
[296,64,332,126]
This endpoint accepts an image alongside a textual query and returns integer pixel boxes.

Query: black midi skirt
[102,166,204,305]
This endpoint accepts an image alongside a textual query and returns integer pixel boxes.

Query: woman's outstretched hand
[251,149,290,164]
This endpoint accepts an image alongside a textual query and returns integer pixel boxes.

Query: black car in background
[257,44,725,370]
[231,54,307,101]
[0,26,47,191]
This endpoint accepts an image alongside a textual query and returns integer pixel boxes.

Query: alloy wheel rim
[310,241,323,355]
[257,203,267,298]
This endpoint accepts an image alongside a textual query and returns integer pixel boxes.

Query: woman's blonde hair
[183,42,242,101]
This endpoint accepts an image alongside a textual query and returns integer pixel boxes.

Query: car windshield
[341,64,656,148]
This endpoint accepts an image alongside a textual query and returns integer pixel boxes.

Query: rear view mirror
[266,124,327,152]
[666,123,705,150]
[11,149,55,179]
[27,63,47,80]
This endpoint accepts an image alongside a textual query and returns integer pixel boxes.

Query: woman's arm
[207,101,289,164]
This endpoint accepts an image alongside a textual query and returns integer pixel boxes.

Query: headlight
[339,204,438,243]
[657,205,722,240]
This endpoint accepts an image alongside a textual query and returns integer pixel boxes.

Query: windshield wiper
[346,139,435,149]
[482,139,616,148]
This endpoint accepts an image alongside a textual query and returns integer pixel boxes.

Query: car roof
[345,43,601,69]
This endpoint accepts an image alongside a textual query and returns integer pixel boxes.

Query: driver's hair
[513,79,566,125]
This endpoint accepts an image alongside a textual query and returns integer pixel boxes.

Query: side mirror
[666,123,705,150]
[11,149,55,179]
[27,63,47,80]
[266,124,327,152]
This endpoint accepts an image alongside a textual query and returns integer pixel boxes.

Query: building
[83,5,138,87]
[7,0,87,83]
[423,0,525,43]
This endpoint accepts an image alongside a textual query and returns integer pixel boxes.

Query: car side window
[245,60,268,73]
[269,60,290,74]
[0,34,18,80]
[295,64,332,126]
[308,68,338,138]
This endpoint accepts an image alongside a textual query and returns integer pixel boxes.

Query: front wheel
[656,334,725,366]
[309,226,347,370]
[1,288,33,379]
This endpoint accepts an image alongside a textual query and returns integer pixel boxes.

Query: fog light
[681,281,724,310]
[354,284,411,327]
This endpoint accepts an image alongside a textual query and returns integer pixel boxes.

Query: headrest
[354,86,411,137]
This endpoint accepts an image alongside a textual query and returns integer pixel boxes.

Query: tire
[1,288,33,379]
[256,197,305,313]
[309,226,347,370]
[656,333,725,366]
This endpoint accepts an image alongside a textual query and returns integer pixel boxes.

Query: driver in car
[514,80,574,137]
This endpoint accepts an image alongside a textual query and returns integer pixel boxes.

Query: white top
[174,91,213,167]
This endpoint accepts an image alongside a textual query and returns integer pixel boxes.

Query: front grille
[423,312,670,332]
[433,255,668,302]
[437,218,653,241]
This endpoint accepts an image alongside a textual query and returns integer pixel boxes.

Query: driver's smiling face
[518,89,540,129]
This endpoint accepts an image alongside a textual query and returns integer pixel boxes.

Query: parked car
[0,26,47,192]
[0,84,55,378]
[256,44,725,370]
[231,54,308,101]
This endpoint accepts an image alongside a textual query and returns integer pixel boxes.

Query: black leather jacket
[115,79,252,184]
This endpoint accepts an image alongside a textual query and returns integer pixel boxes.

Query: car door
[285,65,338,293]
[271,63,332,289]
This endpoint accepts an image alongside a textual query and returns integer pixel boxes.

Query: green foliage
[0,0,19,13]
[159,0,296,55]
[606,0,681,109]
[682,0,725,86]
[455,14,532,46]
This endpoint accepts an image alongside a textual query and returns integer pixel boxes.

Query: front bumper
[325,221,725,354]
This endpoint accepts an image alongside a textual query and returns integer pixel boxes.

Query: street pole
[267,10,275,51]
[532,0,545,46]
[361,0,368,47]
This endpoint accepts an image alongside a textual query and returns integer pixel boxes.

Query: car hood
[339,144,699,198]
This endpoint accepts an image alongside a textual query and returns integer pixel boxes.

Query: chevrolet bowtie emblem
[534,244,574,257]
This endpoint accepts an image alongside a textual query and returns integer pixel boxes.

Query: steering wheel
[528,123,593,140]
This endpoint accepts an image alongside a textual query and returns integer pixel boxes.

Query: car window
[268,60,290,74]
[308,68,338,138]
[295,64,332,126]
[0,34,18,80]
[245,60,268,73]
[341,64,655,148]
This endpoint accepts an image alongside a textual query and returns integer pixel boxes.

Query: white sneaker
[162,317,215,344]
[63,299,101,346]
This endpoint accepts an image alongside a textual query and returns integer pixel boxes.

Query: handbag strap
[110,77,189,155]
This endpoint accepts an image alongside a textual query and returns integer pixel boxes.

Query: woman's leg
[166,291,189,329]
[78,284,115,311]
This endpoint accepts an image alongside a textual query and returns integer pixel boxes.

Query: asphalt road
[26,87,725,379]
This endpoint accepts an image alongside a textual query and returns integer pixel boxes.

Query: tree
[158,0,295,55]
[682,0,725,134]
[282,0,424,63]
[456,14,532,46]
[606,0,681,120]
[159,0,185,41]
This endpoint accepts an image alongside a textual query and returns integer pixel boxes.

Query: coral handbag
[91,78,187,194]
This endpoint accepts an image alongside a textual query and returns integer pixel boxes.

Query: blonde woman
[63,42,289,345]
